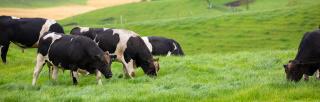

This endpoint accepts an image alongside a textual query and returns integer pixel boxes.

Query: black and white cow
[32,32,115,85]
[70,27,158,78]
[141,36,184,56]
[283,29,320,82]
[0,15,64,64]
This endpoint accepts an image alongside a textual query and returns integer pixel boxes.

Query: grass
[1,47,320,101]
[1,0,320,101]
[0,0,87,8]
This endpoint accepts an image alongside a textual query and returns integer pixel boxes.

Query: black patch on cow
[38,32,112,79]
[0,16,64,63]
[147,36,184,56]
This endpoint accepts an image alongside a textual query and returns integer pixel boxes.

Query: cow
[70,27,159,78]
[32,32,115,86]
[141,36,184,56]
[0,15,64,64]
[283,29,320,82]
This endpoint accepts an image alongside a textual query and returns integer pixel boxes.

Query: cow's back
[11,18,46,47]
[295,29,320,61]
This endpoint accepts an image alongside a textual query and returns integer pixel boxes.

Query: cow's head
[94,51,116,79]
[283,60,305,82]
[142,57,160,77]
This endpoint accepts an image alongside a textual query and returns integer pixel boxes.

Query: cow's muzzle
[105,73,112,79]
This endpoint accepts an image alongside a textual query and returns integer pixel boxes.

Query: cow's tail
[173,40,185,56]
[49,23,65,34]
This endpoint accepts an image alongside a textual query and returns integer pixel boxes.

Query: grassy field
[1,0,320,101]
[0,0,87,8]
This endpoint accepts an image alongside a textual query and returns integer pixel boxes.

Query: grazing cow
[70,27,158,78]
[32,32,115,85]
[0,16,64,64]
[141,36,184,56]
[283,29,320,82]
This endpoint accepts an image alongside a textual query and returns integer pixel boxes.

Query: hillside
[61,0,320,54]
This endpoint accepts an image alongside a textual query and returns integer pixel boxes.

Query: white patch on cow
[103,28,110,31]
[316,69,320,79]
[142,37,152,53]
[167,51,172,56]
[11,16,20,19]
[72,71,79,81]
[79,27,89,33]
[43,33,62,44]
[78,69,90,75]
[303,74,309,81]
[33,19,57,47]
[0,45,3,55]
[112,29,139,60]
[173,42,177,50]
[93,34,100,45]
[96,69,102,85]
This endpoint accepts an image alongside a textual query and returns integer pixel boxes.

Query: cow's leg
[303,74,309,81]
[52,65,59,81]
[32,54,46,86]
[167,51,172,56]
[316,69,320,80]
[78,69,90,76]
[71,70,79,85]
[128,59,135,77]
[121,57,135,78]
[1,44,9,64]
[96,69,102,85]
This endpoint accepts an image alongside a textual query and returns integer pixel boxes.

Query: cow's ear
[110,54,117,61]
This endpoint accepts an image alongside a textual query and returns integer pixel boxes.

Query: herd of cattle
[0,16,184,85]
[1,15,320,85]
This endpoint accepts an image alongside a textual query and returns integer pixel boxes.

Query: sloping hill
[61,0,320,54]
